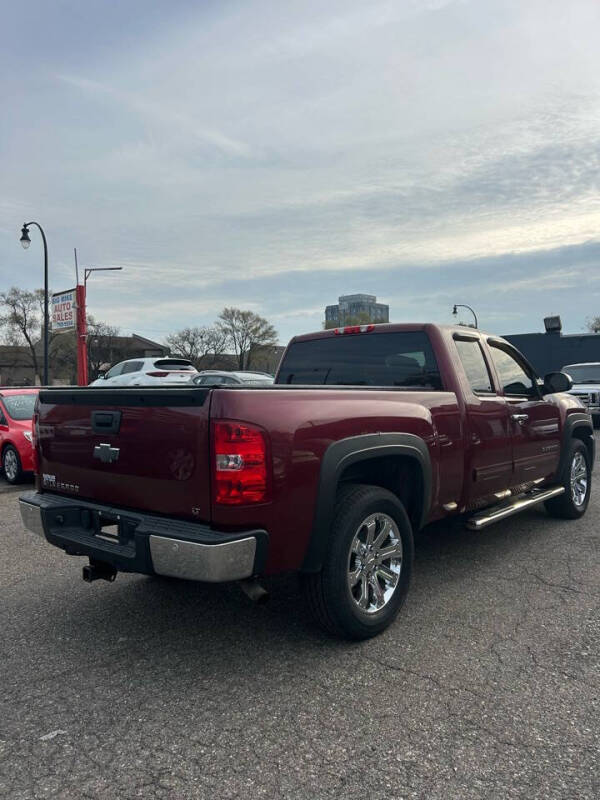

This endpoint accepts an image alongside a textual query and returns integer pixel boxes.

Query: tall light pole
[20,222,49,384]
[452,303,478,329]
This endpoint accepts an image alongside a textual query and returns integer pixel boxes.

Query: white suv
[89,357,197,386]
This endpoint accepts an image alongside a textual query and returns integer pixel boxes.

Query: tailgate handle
[91,411,121,434]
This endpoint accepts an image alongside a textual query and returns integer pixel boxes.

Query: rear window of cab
[276,331,442,389]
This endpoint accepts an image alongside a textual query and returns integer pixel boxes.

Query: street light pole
[20,222,49,385]
[84,266,123,292]
[452,303,478,329]
[82,266,122,384]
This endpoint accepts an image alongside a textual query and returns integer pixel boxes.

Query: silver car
[191,370,274,386]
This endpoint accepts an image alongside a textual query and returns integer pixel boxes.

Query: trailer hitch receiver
[83,560,117,583]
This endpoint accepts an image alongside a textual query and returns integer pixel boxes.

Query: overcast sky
[2,0,599,344]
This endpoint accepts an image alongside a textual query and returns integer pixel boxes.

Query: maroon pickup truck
[20,324,594,639]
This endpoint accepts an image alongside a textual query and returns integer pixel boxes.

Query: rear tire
[302,484,414,640]
[544,439,591,519]
[2,445,23,485]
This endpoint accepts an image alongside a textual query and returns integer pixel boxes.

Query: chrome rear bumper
[19,492,266,583]
[148,534,256,582]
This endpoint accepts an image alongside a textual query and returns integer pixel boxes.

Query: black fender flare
[301,432,432,573]
[558,412,595,477]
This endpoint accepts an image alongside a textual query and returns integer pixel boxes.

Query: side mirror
[544,371,572,394]
[97,371,106,380]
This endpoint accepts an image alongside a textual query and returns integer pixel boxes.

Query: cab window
[454,338,494,394]
[489,344,538,398]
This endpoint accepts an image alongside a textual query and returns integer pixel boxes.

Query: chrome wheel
[570,452,588,507]
[347,513,403,615]
[3,449,18,482]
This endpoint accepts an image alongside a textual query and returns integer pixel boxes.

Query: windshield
[2,393,37,420]
[563,365,600,385]
[276,331,442,388]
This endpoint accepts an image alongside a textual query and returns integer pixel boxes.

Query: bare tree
[0,287,46,380]
[87,316,121,378]
[586,316,600,333]
[217,308,278,369]
[49,331,78,384]
[164,326,228,369]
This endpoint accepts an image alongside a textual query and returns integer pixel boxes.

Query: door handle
[91,410,122,434]
[511,413,529,425]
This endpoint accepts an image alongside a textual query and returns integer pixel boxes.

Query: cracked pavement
[1,470,599,799]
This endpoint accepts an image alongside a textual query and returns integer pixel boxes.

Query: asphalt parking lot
[1,474,599,800]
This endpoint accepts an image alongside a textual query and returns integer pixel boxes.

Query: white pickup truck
[563,362,600,424]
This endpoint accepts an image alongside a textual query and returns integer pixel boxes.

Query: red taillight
[334,324,375,335]
[146,371,169,377]
[31,412,39,474]
[212,420,270,505]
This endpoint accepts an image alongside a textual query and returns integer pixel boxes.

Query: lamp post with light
[452,303,478,329]
[20,222,49,385]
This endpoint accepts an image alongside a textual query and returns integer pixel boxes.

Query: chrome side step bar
[467,486,565,530]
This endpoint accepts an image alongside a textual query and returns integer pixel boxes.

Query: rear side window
[489,344,538,398]
[105,362,125,379]
[121,361,143,375]
[277,331,442,388]
[154,359,195,371]
[454,338,494,394]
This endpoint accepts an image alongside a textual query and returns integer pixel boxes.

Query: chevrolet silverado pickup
[20,324,594,639]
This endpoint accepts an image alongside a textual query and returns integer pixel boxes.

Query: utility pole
[74,248,88,386]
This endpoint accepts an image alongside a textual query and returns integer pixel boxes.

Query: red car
[0,389,38,484]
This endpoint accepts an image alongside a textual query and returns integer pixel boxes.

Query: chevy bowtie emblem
[93,443,120,464]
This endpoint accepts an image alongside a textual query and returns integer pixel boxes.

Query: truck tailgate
[36,387,212,522]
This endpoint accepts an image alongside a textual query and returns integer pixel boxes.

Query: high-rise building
[325,294,389,327]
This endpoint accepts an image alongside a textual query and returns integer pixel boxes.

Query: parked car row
[89,358,275,387]
[1,364,274,485]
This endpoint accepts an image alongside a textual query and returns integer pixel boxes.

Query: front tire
[545,440,591,519]
[303,484,414,640]
[2,445,23,485]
